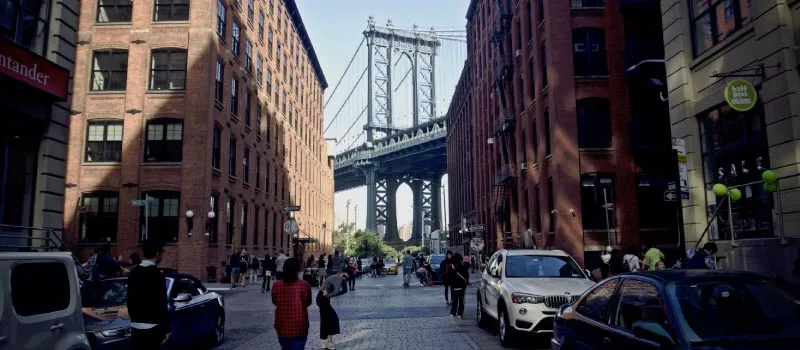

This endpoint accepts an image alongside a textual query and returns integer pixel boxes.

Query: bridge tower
[360,18,442,245]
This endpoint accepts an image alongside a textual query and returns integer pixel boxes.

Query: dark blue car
[552,270,800,350]
[82,273,225,349]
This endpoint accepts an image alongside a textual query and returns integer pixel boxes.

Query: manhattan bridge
[324,18,466,247]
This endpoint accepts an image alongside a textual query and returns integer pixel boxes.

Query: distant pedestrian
[440,251,454,305]
[317,254,327,286]
[272,258,312,350]
[687,242,718,269]
[262,253,275,293]
[127,240,169,350]
[249,255,260,286]
[622,246,641,272]
[402,250,415,287]
[92,243,123,281]
[327,250,343,277]
[463,254,470,273]
[229,250,241,288]
[306,255,315,272]
[239,250,249,287]
[449,253,469,318]
[275,250,288,280]
[470,255,476,273]
[347,257,357,291]
[318,271,350,349]
[643,245,665,271]
[591,248,613,282]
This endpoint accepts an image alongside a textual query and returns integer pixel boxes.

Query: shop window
[700,100,772,240]
[228,136,237,177]
[140,191,180,243]
[242,147,250,183]
[97,0,133,23]
[577,98,611,148]
[573,28,607,76]
[80,191,119,242]
[214,59,224,104]
[245,40,253,73]
[0,0,50,55]
[209,194,219,243]
[144,119,183,162]
[226,198,235,245]
[581,173,615,230]
[153,0,189,22]
[212,124,221,169]
[232,20,241,57]
[690,0,752,56]
[216,0,226,38]
[85,120,123,163]
[90,50,128,91]
[149,49,187,90]
[231,75,239,116]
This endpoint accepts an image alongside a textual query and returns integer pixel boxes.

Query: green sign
[724,79,757,112]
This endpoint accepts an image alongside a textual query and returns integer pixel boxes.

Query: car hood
[503,277,594,296]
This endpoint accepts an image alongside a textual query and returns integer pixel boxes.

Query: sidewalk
[206,282,260,293]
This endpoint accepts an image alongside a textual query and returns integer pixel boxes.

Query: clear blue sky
[296,0,469,231]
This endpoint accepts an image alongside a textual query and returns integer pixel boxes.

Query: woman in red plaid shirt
[271,258,312,350]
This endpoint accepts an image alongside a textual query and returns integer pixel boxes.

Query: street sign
[281,205,301,213]
[663,191,677,202]
[470,237,484,252]
[131,199,147,206]
[283,219,299,234]
[468,224,485,232]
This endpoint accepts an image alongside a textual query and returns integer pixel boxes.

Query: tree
[347,229,399,258]
[332,222,355,255]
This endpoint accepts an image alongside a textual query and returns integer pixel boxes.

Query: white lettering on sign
[729,85,752,106]
[0,53,51,86]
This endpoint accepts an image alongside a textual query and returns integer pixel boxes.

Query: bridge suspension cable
[324,37,366,109]
[323,66,368,134]
[336,105,368,145]
[345,130,366,150]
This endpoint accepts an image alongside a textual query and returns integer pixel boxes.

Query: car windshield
[668,279,800,343]
[84,280,128,307]
[429,256,445,265]
[504,255,584,278]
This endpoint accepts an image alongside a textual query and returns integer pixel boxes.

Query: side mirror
[173,293,192,303]
[633,322,675,348]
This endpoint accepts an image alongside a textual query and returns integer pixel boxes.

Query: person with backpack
[622,246,641,272]
[262,253,276,293]
[448,253,469,318]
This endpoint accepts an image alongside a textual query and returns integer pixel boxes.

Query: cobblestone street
[215,272,548,349]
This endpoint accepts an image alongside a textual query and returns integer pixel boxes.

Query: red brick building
[446,65,474,255]
[459,0,673,267]
[64,0,334,280]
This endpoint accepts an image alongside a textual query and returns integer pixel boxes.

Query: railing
[495,164,517,186]
[334,121,447,170]
[0,224,67,252]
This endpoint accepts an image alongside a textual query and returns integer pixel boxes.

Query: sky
[295,0,470,232]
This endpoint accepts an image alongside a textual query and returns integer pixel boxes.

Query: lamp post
[377,223,386,238]
[185,210,194,236]
[345,199,351,226]
[423,222,431,252]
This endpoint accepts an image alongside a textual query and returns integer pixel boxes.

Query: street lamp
[423,222,431,251]
[185,210,194,236]
[205,211,215,236]
[377,223,386,238]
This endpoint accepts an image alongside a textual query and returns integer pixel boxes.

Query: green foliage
[400,246,423,257]
[332,222,400,258]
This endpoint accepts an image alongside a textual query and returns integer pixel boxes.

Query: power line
[324,37,366,109]
[323,66,368,135]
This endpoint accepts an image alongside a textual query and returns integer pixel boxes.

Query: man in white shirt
[275,249,288,280]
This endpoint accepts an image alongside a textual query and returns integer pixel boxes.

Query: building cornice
[284,0,328,90]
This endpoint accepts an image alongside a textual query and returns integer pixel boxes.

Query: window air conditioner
[515,49,522,58]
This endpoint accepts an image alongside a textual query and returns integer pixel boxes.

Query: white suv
[476,249,594,347]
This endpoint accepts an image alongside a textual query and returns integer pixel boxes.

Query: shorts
[231,267,240,276]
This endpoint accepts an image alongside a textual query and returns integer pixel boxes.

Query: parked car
[428,254,446,283]
[551,270,800,350]
[384,259,398,275]
[0,252,92,349]
[81,273,225,349]
[476,249,594,347]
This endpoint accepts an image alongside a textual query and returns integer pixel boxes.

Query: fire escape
[490,0,516,229]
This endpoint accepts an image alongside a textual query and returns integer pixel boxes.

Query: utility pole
[346,199,351,227]
[354,204,358,230]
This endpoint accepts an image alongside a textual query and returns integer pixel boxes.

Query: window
[212,124,222,169]
[544,108,551,156]
[540,43,548,88]
[516,20,522,51]
[526,1,533,40]
[577,98,611,148]
[264,160,270,193]
[547,177,555,232]
[97,0,133,23]
[215,59,224,103]
[209,194,219,243]
[216,0,226,37]
[571,0,603,7]
[532,119,538,163]
[243,147,250,183]
[690,0,751,56]
[228,136,237,176]
[244,90,251,126]
[263,209,269,245]
[85,120,123,162]
[226,199,235,244]
[538,0,544,22]
[255,155,261,189]
[247,0,254,23]
[614,280,667,331]
[241,202,248,246]
[1,0,50,55]
[258,12,265,41]
[153,0,189,21]
[149,49,186,90]
[528,59,536,100]
[576,279,619,322]
[256,56,263,84]
[276,45,282,73]
[144,119,183,162]
[268,27,274,56]
[141,191,180,243]
[80,191,119,242]
[255,103,262,137]
[90,50,128,91]
[580,173,615,230]
[11,263,70,316]
[534,185,542,232]
[253,206,259,246]
[573,28,607,76]
[231,75,239,116]
[245,40,253,73]
[232,20,241,57]
[637,174,676,229]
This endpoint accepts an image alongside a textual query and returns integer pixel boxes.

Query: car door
[568,278,621,350]
[479,253,497,316]
[8,260,78,350]
[606,279,672,350]
[484,252,503,319]
[188,277,216,336]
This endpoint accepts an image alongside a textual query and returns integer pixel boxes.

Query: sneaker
[450,314,455,317]
[459,315,464,319]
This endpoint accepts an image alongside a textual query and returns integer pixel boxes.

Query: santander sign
[0,38,69,101]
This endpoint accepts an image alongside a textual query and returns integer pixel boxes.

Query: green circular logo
[724,79,757,112]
